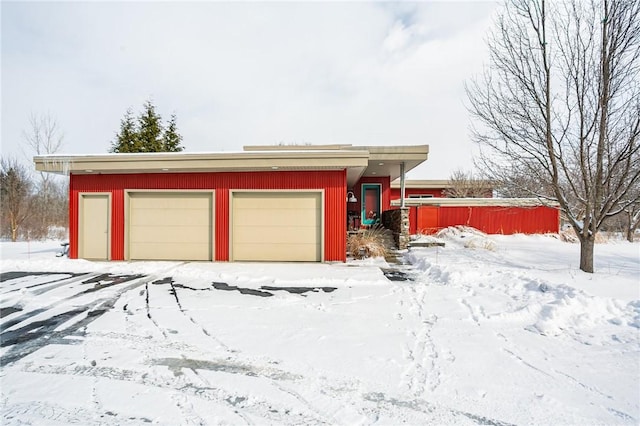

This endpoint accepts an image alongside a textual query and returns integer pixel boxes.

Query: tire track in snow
[80,332,103,422]
[271,382,335,425]
[144,281,168,339]
[166,277,233,352]
[145,277,332,424]
[2,400,153,426]
[19,360,324,425]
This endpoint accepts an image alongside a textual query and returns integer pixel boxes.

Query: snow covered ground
[1,230,638,425]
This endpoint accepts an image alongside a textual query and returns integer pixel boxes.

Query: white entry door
[79,194,110,260]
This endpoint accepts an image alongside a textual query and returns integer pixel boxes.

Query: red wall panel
[408,206,417,235]
[412,205,559,235]
[416,206,439,234]
[70,170,347,261]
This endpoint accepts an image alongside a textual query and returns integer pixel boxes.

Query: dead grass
[559,227,609,243]
[348,226,395,259]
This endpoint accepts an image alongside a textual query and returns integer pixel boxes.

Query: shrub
[559,227,608,243]
[348,225,395,259]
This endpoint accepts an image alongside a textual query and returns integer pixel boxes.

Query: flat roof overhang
[34,144,429,188]
[34,150,370,186]
[351,145,429,183]
[245,144,430,184]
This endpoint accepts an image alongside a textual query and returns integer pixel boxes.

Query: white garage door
[232,192,322,262]
[128,192,213,261]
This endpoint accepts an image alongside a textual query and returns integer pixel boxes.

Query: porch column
[400,162,406,208]
[399,161,409,249]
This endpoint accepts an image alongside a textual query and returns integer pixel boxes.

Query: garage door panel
[131,193,211,209]
[233,243,320,262]
[232,192,321,262]
[233,225,318,244]
[128,192,213,261]
[131,208,211,227]
[130,226,210,244]
[234,195,319,209]
[233,209,318,228]
[130,243,210,261]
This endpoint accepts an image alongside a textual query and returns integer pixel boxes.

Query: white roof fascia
[34,150,370,176]
[390,198,560,207]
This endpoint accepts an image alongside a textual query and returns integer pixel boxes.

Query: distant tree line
[1,114,68,241]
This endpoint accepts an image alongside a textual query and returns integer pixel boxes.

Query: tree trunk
[10,213,18,242]
[626,210,637,243]
[579,236,595,273]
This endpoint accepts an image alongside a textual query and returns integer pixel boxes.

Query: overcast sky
[1,1,498,179]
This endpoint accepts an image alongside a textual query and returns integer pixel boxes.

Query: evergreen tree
[162,114,184,152]
[110,109,139,153]
[109,100,184,153]
[137,100,164,152]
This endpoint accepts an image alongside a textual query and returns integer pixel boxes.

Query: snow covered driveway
[1,234,638,425]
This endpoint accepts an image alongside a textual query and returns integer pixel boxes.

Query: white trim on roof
[391,198,560,207]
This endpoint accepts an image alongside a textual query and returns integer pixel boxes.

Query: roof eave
[34,151,370,176]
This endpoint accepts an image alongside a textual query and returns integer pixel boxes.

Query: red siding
[413,205,559,235]
[416,206,439,234]
[408,206,417,234]
[70,170,347,261]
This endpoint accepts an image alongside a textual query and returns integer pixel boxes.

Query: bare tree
[22,112,64,194]
[21,113,68,239]
[443,169,493,198]
[0,158,34,242]
[467,0,640,272]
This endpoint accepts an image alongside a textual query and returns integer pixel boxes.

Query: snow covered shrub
[435,225,487,240]
[348,225,395,259]
[463,237,496,251]
[433,226,495,250]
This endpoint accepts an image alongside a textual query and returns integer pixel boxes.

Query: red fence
[414,205,559,235]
